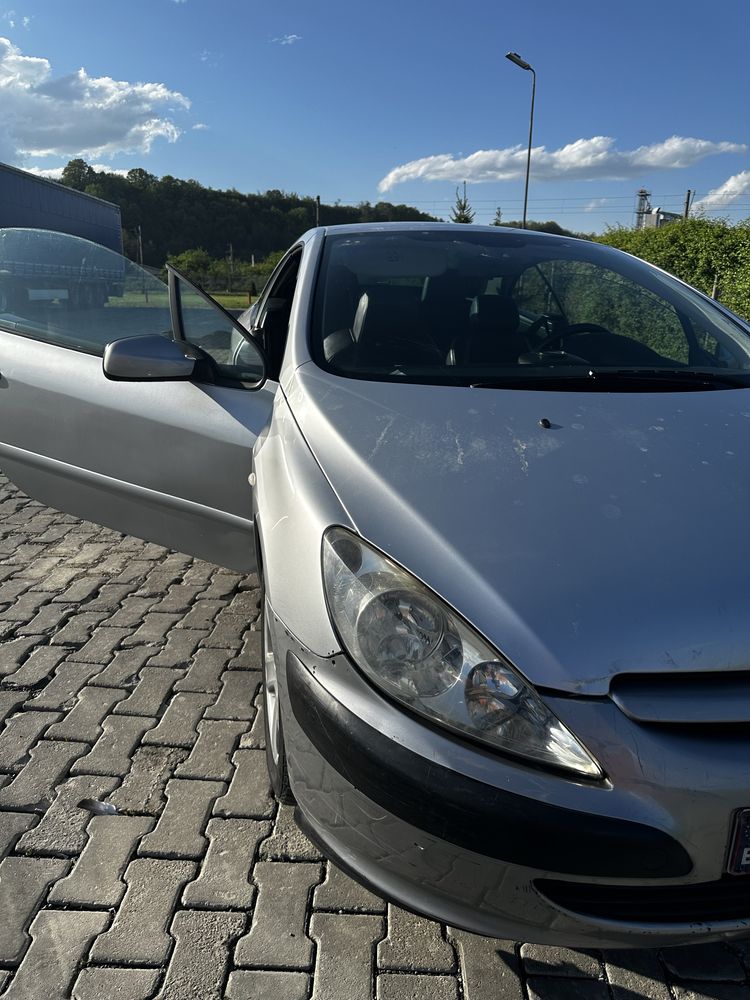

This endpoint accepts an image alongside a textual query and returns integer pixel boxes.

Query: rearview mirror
[103,334,196,381]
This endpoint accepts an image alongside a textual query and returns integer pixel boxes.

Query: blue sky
[1,0,748,233]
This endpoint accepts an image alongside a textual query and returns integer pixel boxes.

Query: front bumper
[270,610,750,947]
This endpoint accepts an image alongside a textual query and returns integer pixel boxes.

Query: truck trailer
[0,163,124,312]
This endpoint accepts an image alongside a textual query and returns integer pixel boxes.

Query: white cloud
[23,163,130,179]
[584,198,607,213]
[0,36,191,161]
[378,135,746,192]
[191,122,208,130]
[271,34,301,45]
[692,170,750,212]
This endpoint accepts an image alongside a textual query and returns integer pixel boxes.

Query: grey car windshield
[312,230,750,388]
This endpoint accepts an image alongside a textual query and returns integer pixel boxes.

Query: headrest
[469,295,519,332]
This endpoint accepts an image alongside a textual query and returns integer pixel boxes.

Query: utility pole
[683,189,693,219]
[315,195,321,227]
[227,242,234,293]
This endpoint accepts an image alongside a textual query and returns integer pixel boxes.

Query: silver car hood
[290,364,750,695]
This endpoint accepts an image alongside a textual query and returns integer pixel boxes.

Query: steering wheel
[524,313,555,338]
[535,322,611,353]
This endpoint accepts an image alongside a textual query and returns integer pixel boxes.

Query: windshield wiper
[471,368,750,391]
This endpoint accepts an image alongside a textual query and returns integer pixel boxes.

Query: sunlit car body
[3,223,750,947]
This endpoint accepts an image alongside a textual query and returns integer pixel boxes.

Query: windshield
[311,229,750,389]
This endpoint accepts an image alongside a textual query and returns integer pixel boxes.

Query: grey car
[2,222,750,948]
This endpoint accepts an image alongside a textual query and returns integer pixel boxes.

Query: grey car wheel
[262,595,294,804]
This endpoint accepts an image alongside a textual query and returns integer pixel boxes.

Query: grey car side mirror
[103,335,196,381]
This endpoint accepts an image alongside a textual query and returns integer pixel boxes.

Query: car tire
[261,591,295,805]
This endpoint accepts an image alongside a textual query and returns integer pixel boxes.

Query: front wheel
[261,595,294,804]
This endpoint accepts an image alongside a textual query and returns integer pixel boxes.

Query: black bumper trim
[287,653,692,879]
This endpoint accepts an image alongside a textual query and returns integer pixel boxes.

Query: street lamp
[505,51,536,229]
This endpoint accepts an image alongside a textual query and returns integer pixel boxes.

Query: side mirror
[103,334,196,381]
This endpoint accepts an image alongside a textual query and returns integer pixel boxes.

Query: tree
[491,207,503,226]
[60,158,94,191]
[450,182,475,224]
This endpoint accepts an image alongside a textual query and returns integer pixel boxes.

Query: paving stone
[135,562,189,596]
[142,692,213,747]
[1,646,67,688]
[183,817,270,908]
[53,575,106,604]
[176,719,246,780]
[114,667,183,716]
[226,971,309,1000]
[0,590,50,623]
[15,774,119,854]
[378,905,455,972]
[0,577,32,603]
[175,599,226,630]
[150,584,206,613]
[90,857,196,965]
[377,974,460,1000]
[203,611,249,649]
[121,612,183,646]
[230,628,262,670]
[0,636,38,676]
[670,986,750,1000]
[661,944,745,982]
[0,691,26,725]
[526,978,609,1000]
[2,909,108,999]
[0,811,36,859]
[49,814,153,906]
[310,912,383,1000]
[214,749,274,818]
[104,596,160,627]
[0,855,70,963]
[205,671,259,720]
[521,944,603,978]
[0,740,86,811]
[107,744,188,815]
[46,685,126,742]
[69,541,113,566]
[139,778,225,858]
[603,949,672,1000]
[314,863,386,912]
[70,715,155,776]
[235,861,322,968]
[0,710,60,772]
[89,645,152,688]
[28,660,102,710]
[174,647,231,693]
[17,602,74,635]
[198,571,244,599]
[260,803,324,860]
[113,559,161,585]
[448,930,522,1000]
[81,582,137,611]
[73,967,161,1000]
[154,909,245,1000]
[66,626,132,663]
[146,627,208,667]
[51,611,109,646]
[239,693,265,748]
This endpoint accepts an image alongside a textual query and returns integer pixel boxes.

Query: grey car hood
[290,364,750,695]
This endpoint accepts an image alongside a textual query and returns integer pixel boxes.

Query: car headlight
[322,527,602,779]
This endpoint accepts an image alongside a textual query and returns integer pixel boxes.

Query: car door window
[171,269,265,385]
[254,249,302,379]
[0,228,171,355]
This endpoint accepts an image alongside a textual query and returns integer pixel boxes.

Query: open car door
[0,228,274,572]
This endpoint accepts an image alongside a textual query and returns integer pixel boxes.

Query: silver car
[2,222,750,948]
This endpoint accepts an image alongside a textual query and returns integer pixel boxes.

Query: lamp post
[505,51,536,229]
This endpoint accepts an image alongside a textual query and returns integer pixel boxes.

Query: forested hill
[57,158,437,266]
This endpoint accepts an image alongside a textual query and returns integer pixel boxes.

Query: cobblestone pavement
[1,474,749,1000]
